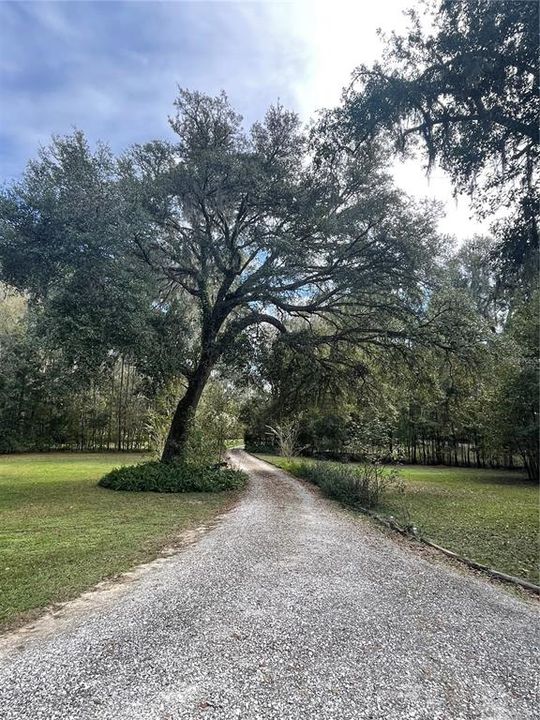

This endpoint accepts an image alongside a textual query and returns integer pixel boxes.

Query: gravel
[0,450,538,719]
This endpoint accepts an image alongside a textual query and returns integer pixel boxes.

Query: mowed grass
[0,453,236,628]
[256,454,539,583]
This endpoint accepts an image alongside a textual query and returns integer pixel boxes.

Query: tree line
[0,287,153,452]
[241,237,538,478]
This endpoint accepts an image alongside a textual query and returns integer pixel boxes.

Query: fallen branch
[353,506,540,595]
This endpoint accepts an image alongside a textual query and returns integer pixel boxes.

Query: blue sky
[0,1,305,178]
[0,0,486,239]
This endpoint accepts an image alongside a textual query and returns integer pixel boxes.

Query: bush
[288,459,402,509]
[98,460,247,493]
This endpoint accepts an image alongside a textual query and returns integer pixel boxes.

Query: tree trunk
[117,357,125,452]
[161,357,214,463]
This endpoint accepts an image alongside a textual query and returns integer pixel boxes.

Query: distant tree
[0,132,162,374]
[0,285,155,453]
[266,419,304,459]
[447,235,506,326]
[185,378,244,464]
[345,0,539,283]
[244,246,518,470]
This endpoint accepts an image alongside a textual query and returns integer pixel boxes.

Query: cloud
[0,1,304,175]
[0,0,487,239]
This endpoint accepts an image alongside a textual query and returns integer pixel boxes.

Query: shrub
[288,459,402,509]
[98,460,247,493]
[266,419,305,459]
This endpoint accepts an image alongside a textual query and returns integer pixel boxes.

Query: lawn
[256,454,539,584]
[0,453,237,629]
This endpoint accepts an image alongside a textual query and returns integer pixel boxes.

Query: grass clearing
[256,454,539,584]
[0,453,238,629]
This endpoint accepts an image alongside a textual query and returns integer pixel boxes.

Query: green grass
[0,453,237,628]
[256,454,539,584]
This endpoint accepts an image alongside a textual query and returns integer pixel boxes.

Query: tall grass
[288,459,403,509]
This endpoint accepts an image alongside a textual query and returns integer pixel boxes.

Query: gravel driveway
[0,450,538,719]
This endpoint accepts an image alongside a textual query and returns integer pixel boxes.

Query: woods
[0,0,537,478]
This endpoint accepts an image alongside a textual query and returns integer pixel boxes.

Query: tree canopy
[344,0,539,284]
[242,235,538,479]
[1,90,450,461]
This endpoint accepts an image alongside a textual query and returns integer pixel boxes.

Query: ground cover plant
[256,454,538,583]
[99,460,246,493]
[0,453,240,628]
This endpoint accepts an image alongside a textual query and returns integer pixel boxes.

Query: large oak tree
[1,91,442,462]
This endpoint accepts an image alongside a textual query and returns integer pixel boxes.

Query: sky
[0,0,488,241]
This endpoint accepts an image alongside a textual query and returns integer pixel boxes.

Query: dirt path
[0,450,538,719]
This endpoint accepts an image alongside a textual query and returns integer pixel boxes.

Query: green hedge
[98,460,247,493]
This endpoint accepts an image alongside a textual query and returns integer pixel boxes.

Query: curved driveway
[0,450,538,719]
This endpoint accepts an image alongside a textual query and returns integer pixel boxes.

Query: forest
[0,0,538,479]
